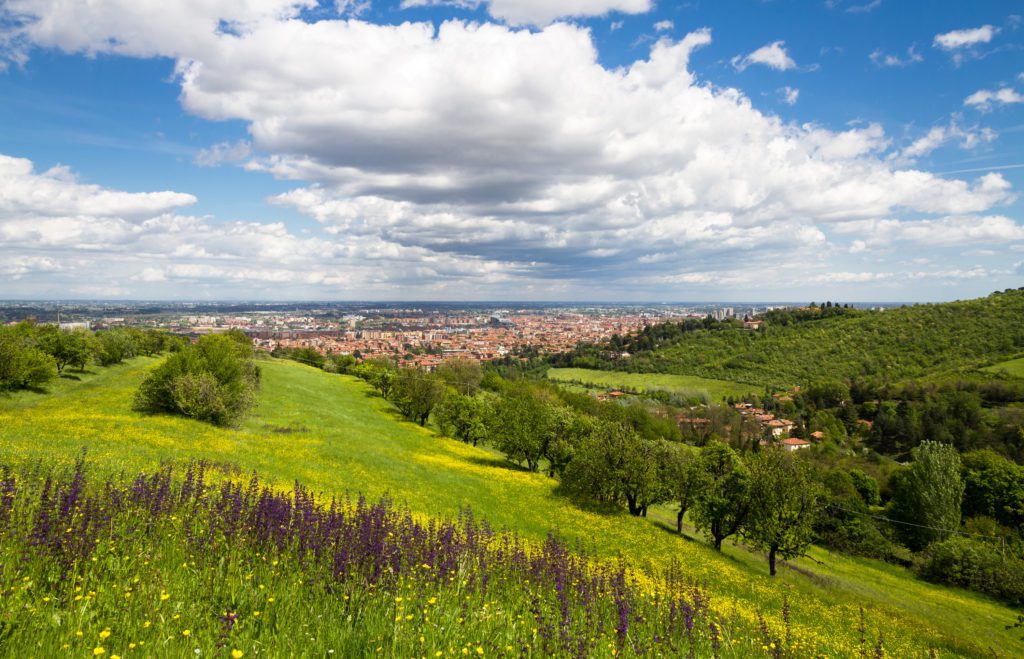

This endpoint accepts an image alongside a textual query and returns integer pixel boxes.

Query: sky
[0,0,1022,302]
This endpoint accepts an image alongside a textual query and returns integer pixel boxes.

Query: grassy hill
[1,357,1022,656]
[568,290,1024,388]
[546,367,755,402]
[984,356,1024,378]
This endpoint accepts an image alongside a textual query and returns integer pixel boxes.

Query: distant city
[1,300,899,368]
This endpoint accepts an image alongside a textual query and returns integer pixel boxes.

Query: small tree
[434,392,491,446]
[691,443,751,551]
[436,357,483,395]
[37,327,92,374]
[744,449,822,576]
[662,442,704,533]
[489,386,553,472]
[888,441,964,551]
[392,368,446,426]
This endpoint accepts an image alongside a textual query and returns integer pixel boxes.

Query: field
[983,356,1024,378]
[546,367,757,402]
[0,357,1021,656]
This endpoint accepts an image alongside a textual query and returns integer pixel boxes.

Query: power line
[826,502,1002,542]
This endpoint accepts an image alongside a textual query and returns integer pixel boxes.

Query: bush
[915,536,1024,606]
[0,328,57,390]
[134,334,259,426]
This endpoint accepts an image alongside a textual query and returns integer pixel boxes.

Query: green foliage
[0,327,56,390]
[489,383,554,472]
[916,536,1024,607]
[661,441,704,533]
[560,290,1024,387]
[435,357,483,395]
[849,469,881,506]
[92,328,142,366]
[888,442,964,551]
[35,326,93,373]
[691,443,751,551]
[744,450,823,575]
[392,368,446,426]
[134,334,259,426]
[433,391,491,446]
[961,449,1024,530]
[354,357,398,398]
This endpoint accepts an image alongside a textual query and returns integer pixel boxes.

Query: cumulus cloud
[731,41,796,72]
[399,0,652,26]
[2,4,1022,298]
[892,119,996,163]
[964,87,1024,110]
[779,86,799,105]
[933,25,998,50]
[869,45,923,68]
[195,140,253,167]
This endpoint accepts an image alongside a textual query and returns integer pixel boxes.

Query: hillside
[559,290,1024,388]
[0,357,1021,656]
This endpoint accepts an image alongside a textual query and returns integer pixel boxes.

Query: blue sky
[1,0,1022,301]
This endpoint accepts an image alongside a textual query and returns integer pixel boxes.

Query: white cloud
[654,20,673,32]
[933,25,998,50]
[335,0,371,16]
[964,87,1024,110]
[779,86,799,105]
[0,154,195,220]
[1,6,1021,298]
[731,41,796,72]
[833,214,1024,248]
[893,119,996,163]
[869,45,923,68]
[195,140,253,167]
[398,0,652,26]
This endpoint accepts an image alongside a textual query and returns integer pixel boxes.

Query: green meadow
[1,357,1021,657]
[983,356,1024,378]
[546,367,757,402]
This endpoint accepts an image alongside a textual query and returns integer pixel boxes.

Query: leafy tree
[961,449,1024,530]
[354,358,398,399]
[560,421,664,516]
[691,443,751,551]
[489,385,553,472]
[0,331,57,390]
[744,449,823,575]
[849,469,881,506]
[662,442,704,533]
[436,357,483,395]
[888,441,964,551]
[434,391,490,445]
[392,368,446,426]
[36,327,92,374]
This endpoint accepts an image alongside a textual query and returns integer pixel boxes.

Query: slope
[0,357,1020,656]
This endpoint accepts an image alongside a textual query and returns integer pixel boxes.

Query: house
[743,320,763,331]
[781,438,811,451]
[767,419,796,437]
[810,431,825,441]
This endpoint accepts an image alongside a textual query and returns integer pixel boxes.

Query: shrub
[134,334,259,426]
[0,328,57,390]
[915,536,1024,606]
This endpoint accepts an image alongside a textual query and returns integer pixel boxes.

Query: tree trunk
[640,505,648,517]
[769,546,778,577]
[713,534,723,551]
[676,509,684,533]
[626,495,641,516]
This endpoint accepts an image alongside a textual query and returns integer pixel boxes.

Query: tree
[355,358,397,399]
[489,385,553,472]
[436,357,483,395]
[691,443,751,551]
[434,391,490,445]
[662,442,704,533]
[744,449,822,576]
[560,421,665,516]
[888,441,964,551]
[961,449,1024,530]
[392,368,447,426]
[36,327,92,373]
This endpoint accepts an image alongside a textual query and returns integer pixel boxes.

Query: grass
[0,357,1021,656]
[983,356,1024,378]
[546,367,757,402]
